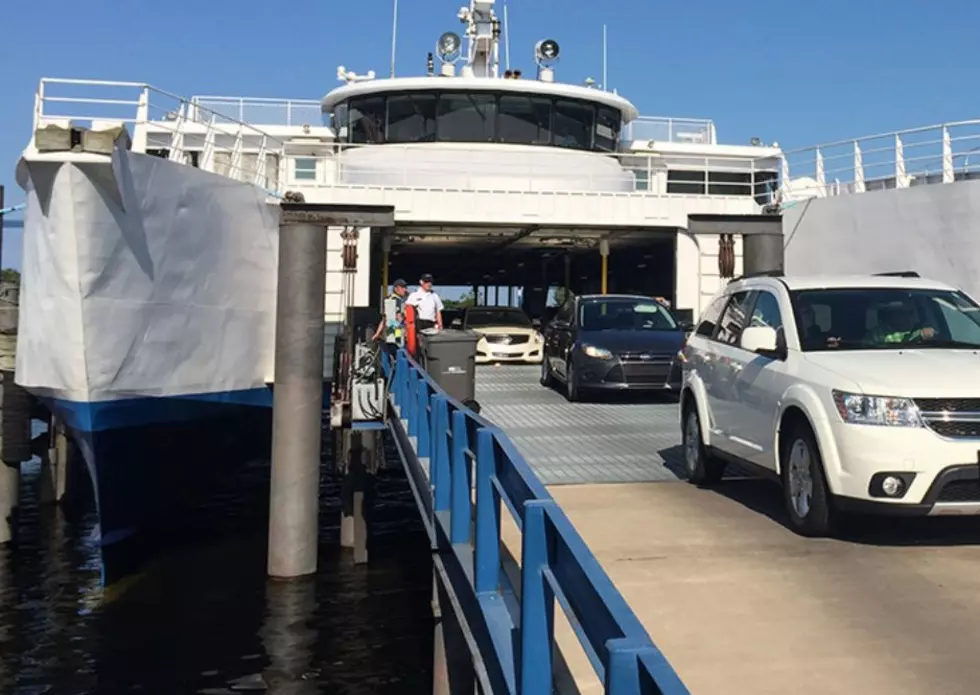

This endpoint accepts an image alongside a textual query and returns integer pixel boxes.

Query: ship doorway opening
[369,225,678,325]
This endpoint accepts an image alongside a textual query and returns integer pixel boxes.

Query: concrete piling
[267,219,327,579]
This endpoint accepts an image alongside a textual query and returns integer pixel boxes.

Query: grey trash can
[419,328,480,405]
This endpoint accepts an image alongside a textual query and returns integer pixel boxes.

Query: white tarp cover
[783,179,980,300]
[17,150,280,402]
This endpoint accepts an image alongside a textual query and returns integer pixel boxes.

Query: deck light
[535,39,560,66]
[437,32,462,63]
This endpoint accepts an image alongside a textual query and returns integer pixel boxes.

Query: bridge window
[595,106,620,151]
[438,93,496,142]
[497,95,553,146]
[349,96,386,144]
[387,93,437,142]
[331,92,624,152]
[553,99,594,149]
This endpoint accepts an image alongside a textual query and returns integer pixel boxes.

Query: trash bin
[419,328,480,405]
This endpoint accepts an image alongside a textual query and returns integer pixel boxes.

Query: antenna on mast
[602,24,608,91]
[390,0,399,77]
[503,1,511,70]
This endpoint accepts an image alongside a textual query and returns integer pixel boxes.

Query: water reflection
[0,437,433,694]
[261,578,319,694]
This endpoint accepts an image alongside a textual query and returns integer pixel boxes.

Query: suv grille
[914,398,980,439]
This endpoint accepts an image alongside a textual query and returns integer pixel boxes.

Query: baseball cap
[392,278,407,288]
[420,273,434,283]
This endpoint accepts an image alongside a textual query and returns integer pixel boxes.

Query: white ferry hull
[17,149,283,577]
[784,176,980,297]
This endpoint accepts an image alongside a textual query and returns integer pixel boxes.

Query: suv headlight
[582,344,613,359]
[832,390,923,427]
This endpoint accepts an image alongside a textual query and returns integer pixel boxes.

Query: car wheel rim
[684,412,700,476]
[788,439,813,518]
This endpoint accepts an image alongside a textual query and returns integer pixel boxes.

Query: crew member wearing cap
[373,278,409,357]
[406,273,444,331]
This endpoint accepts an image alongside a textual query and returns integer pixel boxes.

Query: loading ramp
[473,365,980,695]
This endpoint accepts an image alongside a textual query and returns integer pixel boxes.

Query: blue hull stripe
[46,387,275,433]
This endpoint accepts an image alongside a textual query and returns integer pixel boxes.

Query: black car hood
[579,329,685,353]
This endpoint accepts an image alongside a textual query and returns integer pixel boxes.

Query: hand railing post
[406,368,419,437]
[449,410,471,544]
[431,395,451,512]
[605,639,642,695]
[417,379,431,459]
[473,428,501,594]
[395,350,407,406]
[518,500,555,695]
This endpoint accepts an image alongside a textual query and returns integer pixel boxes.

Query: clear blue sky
[2,0,979,270]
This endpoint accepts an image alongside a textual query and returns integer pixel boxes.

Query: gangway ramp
[475,365,683,484]
[476,365,980,694]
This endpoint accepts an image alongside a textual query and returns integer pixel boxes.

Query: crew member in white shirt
[406,273,444,331]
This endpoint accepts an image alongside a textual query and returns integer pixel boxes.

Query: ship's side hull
[16,149,284,580]
[783,178,980,298]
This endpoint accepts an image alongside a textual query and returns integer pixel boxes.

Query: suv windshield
[579,298,678,331]
[465,308,532,328]
[791,287,980,351]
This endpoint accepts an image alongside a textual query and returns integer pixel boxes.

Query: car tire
[540,358,553,387]
[781,421,837,537]
[683,404,725,486]
[565,360,581,402]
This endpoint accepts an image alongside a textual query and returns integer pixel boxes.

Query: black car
[539,294,689,401]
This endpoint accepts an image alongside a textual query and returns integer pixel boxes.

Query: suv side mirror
[741,325,782,357]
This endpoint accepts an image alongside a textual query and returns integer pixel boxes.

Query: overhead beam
[280,202,396,228]
[686,213,782,237]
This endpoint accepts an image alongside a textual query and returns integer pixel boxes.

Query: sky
[1,0,979,271]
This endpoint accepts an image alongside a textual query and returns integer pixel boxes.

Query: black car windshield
[465,308,533,328]
[791,287,980,351]
[579,298,678,331]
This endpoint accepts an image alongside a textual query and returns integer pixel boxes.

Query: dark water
[0,438,434,694]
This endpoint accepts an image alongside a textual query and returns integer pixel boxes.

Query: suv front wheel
[781,422,837,537]
[683,405,725,486]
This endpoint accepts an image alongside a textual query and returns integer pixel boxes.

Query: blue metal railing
[384,348,690,695]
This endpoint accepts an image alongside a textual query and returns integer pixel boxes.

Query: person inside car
[871,302,936,344]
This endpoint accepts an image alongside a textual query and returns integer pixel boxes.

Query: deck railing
[385,349,689,694]
[188,95,323,127]
[780,120,980,199]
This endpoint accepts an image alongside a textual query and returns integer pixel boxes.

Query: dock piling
[267,218,327,579]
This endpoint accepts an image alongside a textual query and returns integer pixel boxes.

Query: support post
[599,239,610,295]
[268,219,327,579]
[380,234,392,304]
[0,461,17,545]
[742,232,785,276]
[340,430,372,564]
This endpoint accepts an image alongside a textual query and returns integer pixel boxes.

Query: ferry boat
[14,0,784,572]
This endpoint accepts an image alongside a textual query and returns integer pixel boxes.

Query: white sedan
[458,307,545,365]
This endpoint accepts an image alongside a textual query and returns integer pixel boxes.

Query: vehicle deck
[478,365,980,695]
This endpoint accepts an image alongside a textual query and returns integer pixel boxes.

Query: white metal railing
[780,120,980,200]
[33,78,289,193]
[288,143,778,198]
[188,96,323,127]
[622,117,717,145]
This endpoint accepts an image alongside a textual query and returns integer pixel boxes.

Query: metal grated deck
[474,365,685,485]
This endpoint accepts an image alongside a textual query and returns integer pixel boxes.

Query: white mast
[458,0,501,78]
[390,0,399,77]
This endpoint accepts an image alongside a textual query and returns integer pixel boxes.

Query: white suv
[680,272,980,536]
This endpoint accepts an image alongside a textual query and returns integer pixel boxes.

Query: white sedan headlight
[832,390,923,427]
